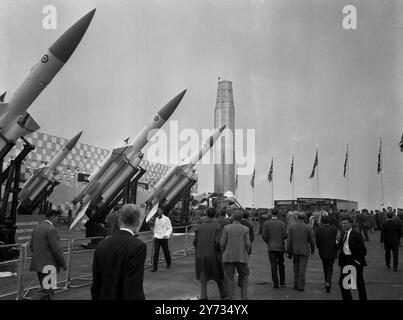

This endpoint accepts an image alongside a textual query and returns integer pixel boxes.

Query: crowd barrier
[0,243,23,300]
[0,224,198,299]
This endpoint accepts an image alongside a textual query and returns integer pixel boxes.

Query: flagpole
[381,172,384,207]
[317,150,319,198]
[347,144,350,200]
[272,157,274,207]
[380,137,384,207]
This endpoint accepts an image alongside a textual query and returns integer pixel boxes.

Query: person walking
[315,215,338,292]
[381,211,402,271]
[151,207,173,272]
[29,209,67,300]
[336,215,367,300]
[193,208,226,300]
[105,205,120,236]
[287,212,315,291]
[91,204,146,300]
[220,210,251,300]
[261,208,287,288]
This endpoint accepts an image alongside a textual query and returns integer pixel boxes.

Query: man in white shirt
[151,208,173,272]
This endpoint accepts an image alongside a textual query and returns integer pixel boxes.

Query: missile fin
[69,202,90,230]
[146,202,159,223]
[0,103,8,118]
[17,113,41,136]
[111,145,131,161]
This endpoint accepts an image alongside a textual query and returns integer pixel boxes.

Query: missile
[18,131,82,206]
[146,125,226,209]
[69,90,187,229]
[0,9,96,150]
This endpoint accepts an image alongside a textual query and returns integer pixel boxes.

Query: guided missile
[18,131,82,206]
[69,90,187,229]
[0,9,96,150]
[146,125,226,211]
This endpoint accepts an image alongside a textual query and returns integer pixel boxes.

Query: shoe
[273,284,279,289]
[386,265,390,269]
[280,282,286,286]
[393,268,398,272]
[326,287,330,293]
[298,288,304,292]
[166,264,171,269]
[150,269,157,272]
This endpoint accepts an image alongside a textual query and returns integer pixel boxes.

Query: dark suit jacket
[91,230,147,300]
[336,229,367,267]
[261,218,287,252]
[240,219,255,243]
[29,221,66,273]
[381,219,402,247]
[287,221,315,257]
[315,224,338,260]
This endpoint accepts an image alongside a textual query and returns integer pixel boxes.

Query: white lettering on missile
[342,5,357,30]
[42,5,57,30]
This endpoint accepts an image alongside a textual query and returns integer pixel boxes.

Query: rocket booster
[0,9,95,150]
[69,90,187,229]
[147,125,226,207]
[18,131,82,204]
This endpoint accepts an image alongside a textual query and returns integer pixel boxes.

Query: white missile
[18,131,82,206]
[146,125,226,207]
[69,90,187,230]
[0,10,95,150]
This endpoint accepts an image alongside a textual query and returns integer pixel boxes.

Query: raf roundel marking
[41,54,49,63]
[154,115,160,121]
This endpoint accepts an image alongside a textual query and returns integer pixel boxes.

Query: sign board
[15,214,42,244]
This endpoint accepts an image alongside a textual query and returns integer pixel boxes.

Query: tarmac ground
[1,228,402,300]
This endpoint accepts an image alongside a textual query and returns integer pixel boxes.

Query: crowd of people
[27,203,402,300]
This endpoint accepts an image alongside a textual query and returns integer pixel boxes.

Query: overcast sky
[1,0,402,209]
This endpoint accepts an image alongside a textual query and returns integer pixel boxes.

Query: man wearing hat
[381,210,402,271]
[287,211,315,291]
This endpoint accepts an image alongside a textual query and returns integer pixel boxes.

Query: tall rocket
[214,80,235,194]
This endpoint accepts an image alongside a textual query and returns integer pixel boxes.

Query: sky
[1,0,402,210]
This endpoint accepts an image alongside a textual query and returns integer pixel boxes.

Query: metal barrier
[0,243,23,300]
[67,236,104,288]
[0,224,200,299]
[21,239,70,300]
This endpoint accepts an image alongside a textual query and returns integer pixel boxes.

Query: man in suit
[215,208,230,230]
[336,215,367,300]
[193,208,226,300]
[29,209,67,300]
[262,208,287,288]
[240,211,254,255]
[315,215,338,292]
[381,211,402,271]
[91,204,146,300]
[221,210,251,300]
[287,212,315,291]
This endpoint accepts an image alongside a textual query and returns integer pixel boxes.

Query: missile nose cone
[65,131,83,150]
[0,91,6,102]
[49,9,96,63]
[158,89,187,120]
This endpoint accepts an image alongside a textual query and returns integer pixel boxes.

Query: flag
[290,155,294,183]
[250,167,255,188]
[235,166,239,190]
[377,138,382,174]
[343,145,348,178]
[399,132,403,152]
[268,158,273,182]
[309,149,318,179]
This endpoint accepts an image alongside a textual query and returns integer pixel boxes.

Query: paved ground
[2,229,402,300]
